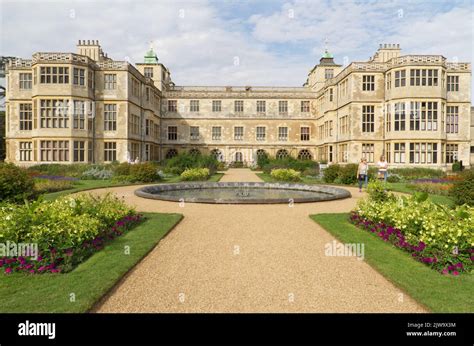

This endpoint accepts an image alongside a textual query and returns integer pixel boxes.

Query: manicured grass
[0,212,183,313]
[311,213,474,313]
[43,173,224,200]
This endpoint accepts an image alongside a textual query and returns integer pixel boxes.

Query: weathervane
[324,37,329,53]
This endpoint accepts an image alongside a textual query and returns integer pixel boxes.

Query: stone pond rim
[134,182,352,204]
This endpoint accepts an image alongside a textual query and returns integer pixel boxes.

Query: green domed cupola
[322,49,333,59]
[144,43,159,64]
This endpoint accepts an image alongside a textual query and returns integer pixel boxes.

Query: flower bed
[0,194,142,274]
[352,188,474,275]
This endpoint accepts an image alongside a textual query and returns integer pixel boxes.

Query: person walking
[377,156,388,182]
[357,158,369,192]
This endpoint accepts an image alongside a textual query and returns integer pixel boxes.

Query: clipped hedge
[270,168,301,182]
[180,168,210,181]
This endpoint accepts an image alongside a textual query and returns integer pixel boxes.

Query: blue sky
[1,0,473,92]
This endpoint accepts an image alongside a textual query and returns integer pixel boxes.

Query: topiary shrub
[0,163,35,202]
[270,168,301,182]
[323,164,341,183]
[450,170,474,206]
[180,168,210,181]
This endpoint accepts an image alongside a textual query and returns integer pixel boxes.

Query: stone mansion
[4,40,473,169]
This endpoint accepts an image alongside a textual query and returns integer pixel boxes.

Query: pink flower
[5,267,12,274]
[452,271,459,276]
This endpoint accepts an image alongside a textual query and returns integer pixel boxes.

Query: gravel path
[91,169,426,313]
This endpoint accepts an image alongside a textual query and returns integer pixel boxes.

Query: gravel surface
[90,169,426,313]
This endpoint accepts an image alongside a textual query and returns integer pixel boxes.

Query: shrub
[229,161,244,168]
[386,174,402,183]
[450,170,474,206]
[0,163,35,202]
[388,168,445,180]
[27,163,92,178]
[323,164,341,183]
[302,167,320,178]
[407,182,452,196]
[338,164,358,185]
[367,180,394,203]
[81,167,114,180]
[270,168,301,182]
[129,163,161,183]
[180,168,210,181]
[112,162,132,177]
[256,152,270,169]
[262,157,317,174]
[165,153,218,175]
[353,193,474,275]
[452,161,462,172]
[34,179,75,194]
[0,194,140,273]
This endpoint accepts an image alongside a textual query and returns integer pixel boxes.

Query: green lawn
[257,172,454,206]
[311,213,474,313]
[0,212,183,313]
[43,173,224,200]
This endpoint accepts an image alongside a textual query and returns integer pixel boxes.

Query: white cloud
[0,0,472,91]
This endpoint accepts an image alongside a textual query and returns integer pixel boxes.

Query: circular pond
[135,182,351,204]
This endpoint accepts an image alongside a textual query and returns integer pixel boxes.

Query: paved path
[91,169,426,313]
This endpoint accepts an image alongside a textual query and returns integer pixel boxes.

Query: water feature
[135,182,351,204]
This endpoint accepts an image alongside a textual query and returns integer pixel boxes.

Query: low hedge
[180,168,210,181]
[270,168,301,182]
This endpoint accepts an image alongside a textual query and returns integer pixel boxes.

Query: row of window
[167,100,311,114]
[385,142,458,164]
[385,103,459,133]
[18,101,159,135]
[167,126,312,142]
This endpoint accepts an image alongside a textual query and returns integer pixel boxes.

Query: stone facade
[5,41,473,169]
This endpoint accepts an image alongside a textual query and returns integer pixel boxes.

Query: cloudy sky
[1,0,473,91]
